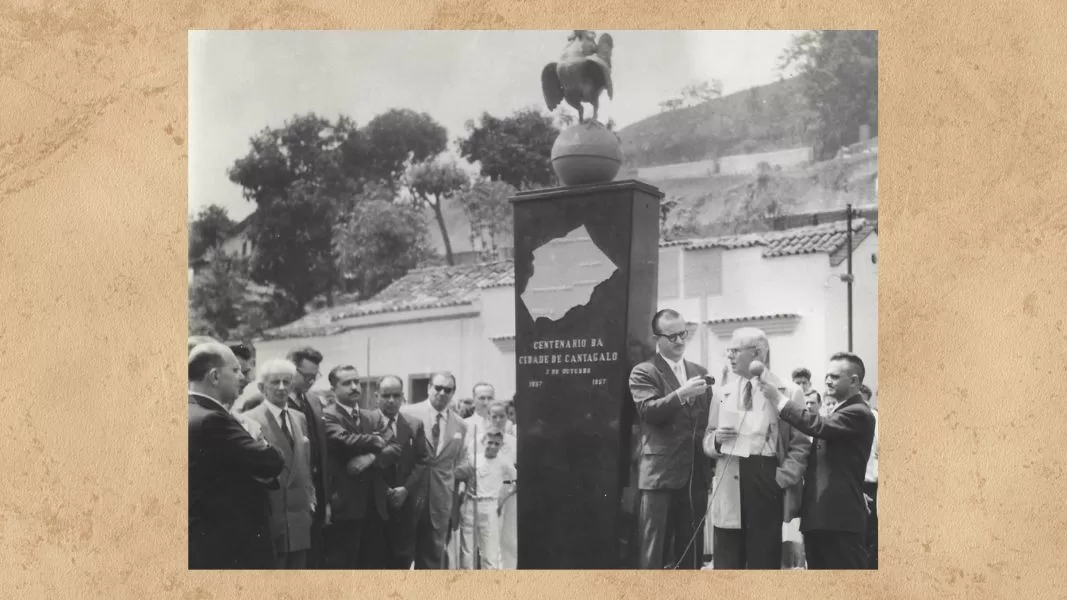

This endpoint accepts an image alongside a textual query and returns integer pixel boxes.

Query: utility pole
[846,204,854,352]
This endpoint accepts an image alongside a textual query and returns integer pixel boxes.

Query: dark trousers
[638,483,707,569]
[326,515,386,569]
[414,507,448,569]
[864,481,878,569]
[307,507,325,568]
[804,531,867,569]
[274,549,307,569]
[713,455,783,570]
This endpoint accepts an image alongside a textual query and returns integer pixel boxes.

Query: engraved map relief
[520,225,618,322]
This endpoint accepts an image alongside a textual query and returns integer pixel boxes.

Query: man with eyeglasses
[400,372,475,569]
[286,346,331,568]
[703,327,810,570]
[628,309,713,569]
[374,375,431,569]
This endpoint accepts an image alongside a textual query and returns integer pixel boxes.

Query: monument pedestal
[512,179,662,569]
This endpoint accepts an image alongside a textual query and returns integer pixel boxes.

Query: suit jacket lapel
[260,406,294,465]
[653,354,682,392]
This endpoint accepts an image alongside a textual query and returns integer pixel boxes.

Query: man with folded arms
[321,364,390,568]
[757,351,876,570]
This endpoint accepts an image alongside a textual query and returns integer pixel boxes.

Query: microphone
[703,375,716,386]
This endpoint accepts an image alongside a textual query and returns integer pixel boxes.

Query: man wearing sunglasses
[400,372,475,569]
[628,309,714,569]
[286,346,331,568]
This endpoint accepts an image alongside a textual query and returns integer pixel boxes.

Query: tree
[362,109,448,187]
[659,98,684,112]
[407,161,469,266]
[746,86,763,115]
[457,178,516,262]
[333,182,431,299]
[457,108,560,190]
[189,205,236,261]
[780,30,878,159]
[227,110,452,317]
[188,250,253,341]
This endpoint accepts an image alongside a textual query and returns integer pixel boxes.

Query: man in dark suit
[188,342,284,569]
[374,375,431,569]
[286,346,331,568]
[761,351,876,570]
[321,364,388,568]
[628,309,713,570]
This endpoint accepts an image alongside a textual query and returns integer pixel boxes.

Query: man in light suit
[321,364,389,569]
[238,359,317,569]
[628,309,713,570]
[374,375,432,569]
[703,327,810,570]
[400,372,475,569]
[188,342,284,570]
[760,352,876,569]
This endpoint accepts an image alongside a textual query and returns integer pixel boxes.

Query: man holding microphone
[629,309,713,570]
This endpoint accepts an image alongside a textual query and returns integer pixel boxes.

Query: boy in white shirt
[462,429,516,569]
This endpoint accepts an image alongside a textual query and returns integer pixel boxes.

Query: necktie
[432,413,442,453]
[280,410,295,447]
[383,416,396,442]
[742,381,753,411]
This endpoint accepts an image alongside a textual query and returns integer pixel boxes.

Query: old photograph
[187,29,879,570]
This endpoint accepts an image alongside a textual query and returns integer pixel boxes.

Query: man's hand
[677,376,709,403]
[387,487,408,510]
[754,378,785,404]
[715,426,738,446]
[369,435,387,450]
[380,443,402,460]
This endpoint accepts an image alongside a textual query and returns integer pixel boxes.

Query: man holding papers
[703,327,810,569]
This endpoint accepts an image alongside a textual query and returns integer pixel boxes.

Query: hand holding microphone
[677,375,709,403]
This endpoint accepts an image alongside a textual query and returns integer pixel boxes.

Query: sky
[189,30,805,221]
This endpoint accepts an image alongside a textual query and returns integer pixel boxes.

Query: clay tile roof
[706,313,801,325]
[685,233,767,251]
[260,260,514,340]
[763,219,873,265]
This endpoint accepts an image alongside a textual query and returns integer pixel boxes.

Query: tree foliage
[457,108,559,190]
[189,205,236,261]
[407,161,469,265]
[780,30,878,159]
[362,109,448,187]
[188,250,264,341]
[226,110,452,318]
[333,182,432,299]
[681,79,723,105]
[457,178,516,262]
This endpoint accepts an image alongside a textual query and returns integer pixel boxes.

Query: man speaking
[628,309,712,569]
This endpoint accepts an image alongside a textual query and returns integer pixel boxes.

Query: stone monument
[513,31,662,569]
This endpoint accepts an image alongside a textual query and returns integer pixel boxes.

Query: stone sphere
[550,121,623,186]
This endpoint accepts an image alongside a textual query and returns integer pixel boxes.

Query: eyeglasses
[726,346,758,356]
[380,392,403,399]
[433,385,455,394]
[656,330,689,343]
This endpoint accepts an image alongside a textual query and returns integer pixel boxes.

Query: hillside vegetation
[617,77,816,169]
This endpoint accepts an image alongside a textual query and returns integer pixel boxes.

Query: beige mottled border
[1,1,1065,598]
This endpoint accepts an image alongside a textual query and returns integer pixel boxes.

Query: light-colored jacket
[703,370,810,529]
[240,403,316,553]
[400,402,475,533]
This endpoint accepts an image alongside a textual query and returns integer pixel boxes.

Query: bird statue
[541,30,614,124]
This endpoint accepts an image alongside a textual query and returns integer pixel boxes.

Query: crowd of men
[188,336,518,570]
[628,309,879,570]
[189,306,879,571]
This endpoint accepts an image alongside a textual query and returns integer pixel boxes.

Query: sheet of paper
[717,407,750,457]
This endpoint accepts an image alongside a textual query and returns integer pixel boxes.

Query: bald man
[188,343,284,569]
